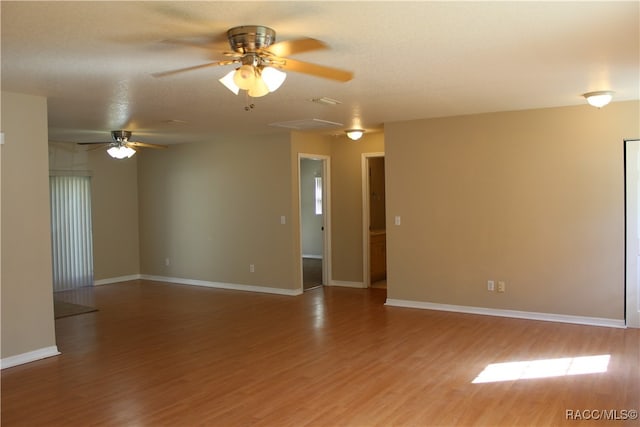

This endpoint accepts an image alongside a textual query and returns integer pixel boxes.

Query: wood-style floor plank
[1,280,638,426]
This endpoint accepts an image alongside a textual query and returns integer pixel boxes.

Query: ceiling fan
[78,130,167,159]
[152,25,353,99]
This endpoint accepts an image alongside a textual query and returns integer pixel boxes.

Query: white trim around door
[298,153,332,291]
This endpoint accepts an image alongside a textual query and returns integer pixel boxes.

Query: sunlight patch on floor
[472,354,610,383]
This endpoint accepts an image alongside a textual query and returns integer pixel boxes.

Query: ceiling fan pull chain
[243,92,255,111]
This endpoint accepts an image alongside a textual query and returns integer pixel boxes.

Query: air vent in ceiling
[309,97,342,106]
[269,118,343,130]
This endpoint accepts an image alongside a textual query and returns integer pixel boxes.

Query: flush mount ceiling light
[583,91,614,108]
[345,129,365,141]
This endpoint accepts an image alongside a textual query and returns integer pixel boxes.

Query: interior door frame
[361,152,385,288]
[624,139,640,328]
[298,153,332,289]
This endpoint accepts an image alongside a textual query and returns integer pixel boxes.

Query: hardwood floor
[1,280,638,426]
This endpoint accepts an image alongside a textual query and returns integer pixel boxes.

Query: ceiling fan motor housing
[227,25,276,53]
[111,130,131,143]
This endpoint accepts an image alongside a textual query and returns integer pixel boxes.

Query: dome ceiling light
[583,91,614,108]
[345,129,365,141]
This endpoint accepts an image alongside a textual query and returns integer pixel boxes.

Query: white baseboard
[1,346,61,370]
[302,254,323,259]
[385,299,626,329]
[94,274,142,286]
[328,280,366,289]
[141,275,303,296]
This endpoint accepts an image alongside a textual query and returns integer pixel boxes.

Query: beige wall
[329,133,384,283]
[385,101,640,320]
[138,134,295,290]
[88,150,140,280]
[1,92,57,358]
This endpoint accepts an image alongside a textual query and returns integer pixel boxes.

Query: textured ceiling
[1,1,638,145]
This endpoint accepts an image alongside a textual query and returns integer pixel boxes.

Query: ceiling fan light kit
[107,145,136,159]
[219,70,240,95]
[260,67,287,91]
[218,64,286,97]
[583,90,614,108]
[234,64,257,89]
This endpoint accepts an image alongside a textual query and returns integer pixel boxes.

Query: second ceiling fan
[153,25,353,98]
[79,130,167,159]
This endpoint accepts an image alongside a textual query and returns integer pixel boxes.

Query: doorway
[624,139,640,328]
[362,153,386,288]
[299,154,331,291]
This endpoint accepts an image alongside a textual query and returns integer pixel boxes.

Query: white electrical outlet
[250,264,255,273]
[498,281,506,293]
[394,215,401,225]
[280,215,286,225]
[487,280,495,291]
[165,258,170,266]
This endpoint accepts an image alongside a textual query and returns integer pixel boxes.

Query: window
[314,176,323,215]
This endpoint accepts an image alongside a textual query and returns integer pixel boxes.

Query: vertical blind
[50,175,94,291]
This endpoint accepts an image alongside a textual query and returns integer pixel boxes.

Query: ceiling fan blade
[77,143,111,151]
[151,60,235,78]
[159,38,219,51]
[264,38,327,57]
[279,58,353,82]
[127,141,168,150]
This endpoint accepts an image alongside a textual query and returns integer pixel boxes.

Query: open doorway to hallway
[299,155,331,291]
